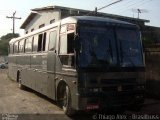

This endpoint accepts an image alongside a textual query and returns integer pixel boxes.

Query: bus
[8,16,145,115]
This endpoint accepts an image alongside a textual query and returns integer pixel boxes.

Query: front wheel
[57,84,75,116]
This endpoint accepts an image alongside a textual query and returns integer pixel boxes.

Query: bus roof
[10,16,138,44]
[61,16,137,27]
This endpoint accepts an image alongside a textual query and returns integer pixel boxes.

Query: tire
[18,72,26,90]
[1,65,5,69]
[58,83,75,116]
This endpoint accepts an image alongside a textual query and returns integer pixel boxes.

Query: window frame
[48,30,57,51]
[37,32,47,52]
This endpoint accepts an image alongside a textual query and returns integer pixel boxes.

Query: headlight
[136,85,145,90]
[89,88,99,92]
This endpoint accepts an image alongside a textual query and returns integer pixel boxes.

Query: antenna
[131,8,148,19]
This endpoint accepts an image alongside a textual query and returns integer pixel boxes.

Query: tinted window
[38,33,46,52]
[43,33,46,51]
[116,28,143,66]
[38,34,43,51]
[78,26,117,67]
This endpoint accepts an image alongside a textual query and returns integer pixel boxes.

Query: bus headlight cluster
[89,88,99,92]
[137,85,145,90]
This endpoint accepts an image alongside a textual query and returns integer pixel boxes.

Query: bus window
[25,38,32,53]
[14,42,19,53]
[60,35,67,54]
[9,44,14,54]
[38,33,46,52]
[59,33,75,67]
[49,31,57,51]
[31,37,34,52]
[19,39,25,53]
[38,34,43,51]
[33,35,38,52]
[67,33,74,53]
[60,33,74,54]
[42,33,46,51]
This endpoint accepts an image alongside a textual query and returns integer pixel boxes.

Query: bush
[0,33,19,55]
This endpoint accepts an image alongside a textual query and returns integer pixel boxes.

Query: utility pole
[95,7,98,15]
[6,11,21,35]
[137,9,141,19]
[97,0,123,11]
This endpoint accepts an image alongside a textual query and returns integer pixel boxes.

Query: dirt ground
[0,69,160,120]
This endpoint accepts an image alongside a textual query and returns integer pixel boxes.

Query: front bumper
[75,89,145,111]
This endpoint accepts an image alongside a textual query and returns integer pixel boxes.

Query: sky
[0,0,160,37]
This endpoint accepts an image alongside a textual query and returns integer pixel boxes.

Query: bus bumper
[74,90,145,111]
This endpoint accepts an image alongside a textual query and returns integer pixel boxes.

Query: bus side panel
[29,53,48,96]
[35,71,48,95]
[46,51,57,99]
[21,54,32,87]
[8,55,17,81]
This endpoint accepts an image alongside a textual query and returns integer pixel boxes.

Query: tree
[0,33,19,55]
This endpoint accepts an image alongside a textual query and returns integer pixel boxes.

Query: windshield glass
[116,28,143,67]
[77,25,144,68]
[78,26,117,67]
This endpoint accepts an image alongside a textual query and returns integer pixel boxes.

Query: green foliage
[0,33,19,55]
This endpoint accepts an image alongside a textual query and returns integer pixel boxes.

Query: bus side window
[25,38,32,53]
[60,35,67,54]
[14,42,19,53]
[67,33,74,53]
[31,37,34,52]
[38,34,43,51]
[10,44,14,54]
[49,31,57,51]
[38,32,46,52]
[59,33,75,67]
[33,35,38,52]
[42,33,46,51]
[59,33,74,54]
[19,39,25,53]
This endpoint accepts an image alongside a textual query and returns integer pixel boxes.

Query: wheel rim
[62,85,69,112]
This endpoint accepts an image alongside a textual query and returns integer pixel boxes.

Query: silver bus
[8,16,145,115]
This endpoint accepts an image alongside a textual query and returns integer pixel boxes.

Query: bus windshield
[116,28,144,67]
[78,26,117,67]
[77,25,143,68]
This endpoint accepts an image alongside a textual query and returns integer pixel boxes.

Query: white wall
[24,10,61,33]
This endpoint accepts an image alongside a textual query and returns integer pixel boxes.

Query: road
[0,69,160,120]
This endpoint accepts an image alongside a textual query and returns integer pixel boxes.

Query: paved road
[0,69,160,120]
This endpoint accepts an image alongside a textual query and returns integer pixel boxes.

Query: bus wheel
[58,83,75,116]
[18,72,26,90]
